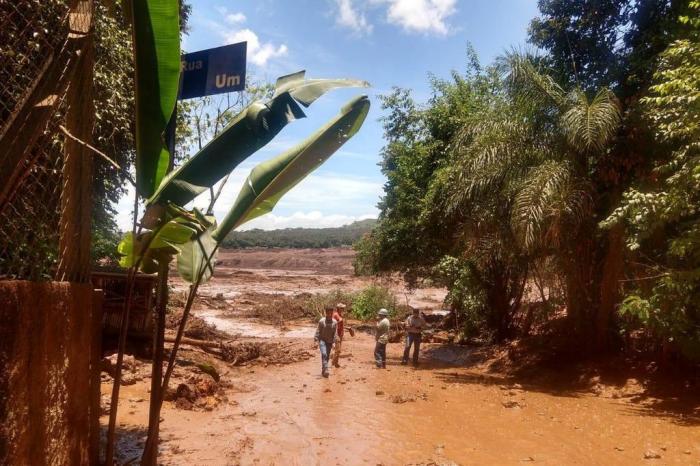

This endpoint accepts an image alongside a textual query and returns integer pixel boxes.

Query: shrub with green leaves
[351,284,398,321]
[433,256,489,339]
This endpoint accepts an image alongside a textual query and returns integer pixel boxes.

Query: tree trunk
[485,266,512,342]
[561,222,624,353]
[142,262,169,466]
[596,224,624,351]
[561,234,596,344]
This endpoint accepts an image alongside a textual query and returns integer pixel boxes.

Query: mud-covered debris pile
[101,353,150,386]
[164,372,229,411]
[391,392,428,404]
[221,340,313,366]
[166,305,230,341]
[241,292,317,324]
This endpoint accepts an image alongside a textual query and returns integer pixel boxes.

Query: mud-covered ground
[101,247,700,465]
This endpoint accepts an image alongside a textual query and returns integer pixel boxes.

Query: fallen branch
[165,335,226,350]
[59,124,136,187]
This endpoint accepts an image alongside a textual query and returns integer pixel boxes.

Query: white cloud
[381,0,456,35]
[223,28,288,67]
[115,167,382,232]
[334,0,373,35]
[239,211,378,230]
[189,162,383,231]
[225,12,246,24]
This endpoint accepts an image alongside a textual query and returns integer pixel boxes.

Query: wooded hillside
[221,219,376,249]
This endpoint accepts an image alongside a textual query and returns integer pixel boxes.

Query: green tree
[603,1,700,358]
[456,54,623,346]
[357,53,532,341]
[529,0,685,97]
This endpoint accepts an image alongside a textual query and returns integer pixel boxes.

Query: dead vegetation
[235,289,356,325]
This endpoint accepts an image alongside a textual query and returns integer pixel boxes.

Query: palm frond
[561,88,621,153]
[511,160,591,250]
[448,109,554,215]
[500,52,567,108]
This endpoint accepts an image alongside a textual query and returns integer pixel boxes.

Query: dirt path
[107,330,700,465]
[103,248,700,465]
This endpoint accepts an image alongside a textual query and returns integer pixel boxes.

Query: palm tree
[447,52,622,347]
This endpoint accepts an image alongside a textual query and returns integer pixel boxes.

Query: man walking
[331,303,346,368]
[374,308,390,368]
[402,307,427,366]
[314,305,338,378]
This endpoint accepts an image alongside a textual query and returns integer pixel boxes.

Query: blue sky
[117,0,540,231]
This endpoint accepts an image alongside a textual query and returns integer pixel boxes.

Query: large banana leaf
[133,0,181,197]
[117,216,201,272]
[177,222,217,283]
[147,71,369,207]
[211,94,370,242]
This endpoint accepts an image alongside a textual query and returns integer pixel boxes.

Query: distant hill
[220,219,376,249]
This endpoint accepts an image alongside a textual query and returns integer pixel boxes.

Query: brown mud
[101,248,700,465]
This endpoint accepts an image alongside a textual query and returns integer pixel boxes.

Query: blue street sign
[178,42,247,100]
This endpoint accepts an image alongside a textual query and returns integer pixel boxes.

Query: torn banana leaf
[117,217,199,272]
[177,222,218,283]
[212,94,370,242]
[272,70,370,107]
[147,71,369,207]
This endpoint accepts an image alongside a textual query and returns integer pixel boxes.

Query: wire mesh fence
[0,0,92,282]
[0,0,69,128]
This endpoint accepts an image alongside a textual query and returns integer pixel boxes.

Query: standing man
[314,305,338,378]
[331,303,346,368]
[374,308,390,368]
[402,307,427,366]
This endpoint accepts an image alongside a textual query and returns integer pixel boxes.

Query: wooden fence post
[57,0,94,283]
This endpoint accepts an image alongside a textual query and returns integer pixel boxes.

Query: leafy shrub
[619,288,700,360]
[433,255,488,339]
[351,284,398,321]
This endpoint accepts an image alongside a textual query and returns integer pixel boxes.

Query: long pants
[332,339,342,366]
[319,340,333,374]
[374,342,386,368]
[402,333,422,364]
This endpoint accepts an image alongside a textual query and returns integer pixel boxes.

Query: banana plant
[134,85,371,466]
[109,3,371,465]
[119,73,370,273]
[105,1,181,465]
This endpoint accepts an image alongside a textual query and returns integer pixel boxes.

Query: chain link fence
[0,0,92,282]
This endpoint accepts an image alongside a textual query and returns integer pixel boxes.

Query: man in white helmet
[374,308,390,368]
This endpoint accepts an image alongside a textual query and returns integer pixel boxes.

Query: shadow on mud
[100,424,147,465]
[416,343,700,427]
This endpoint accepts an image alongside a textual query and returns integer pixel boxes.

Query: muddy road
[102,248,700,465]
